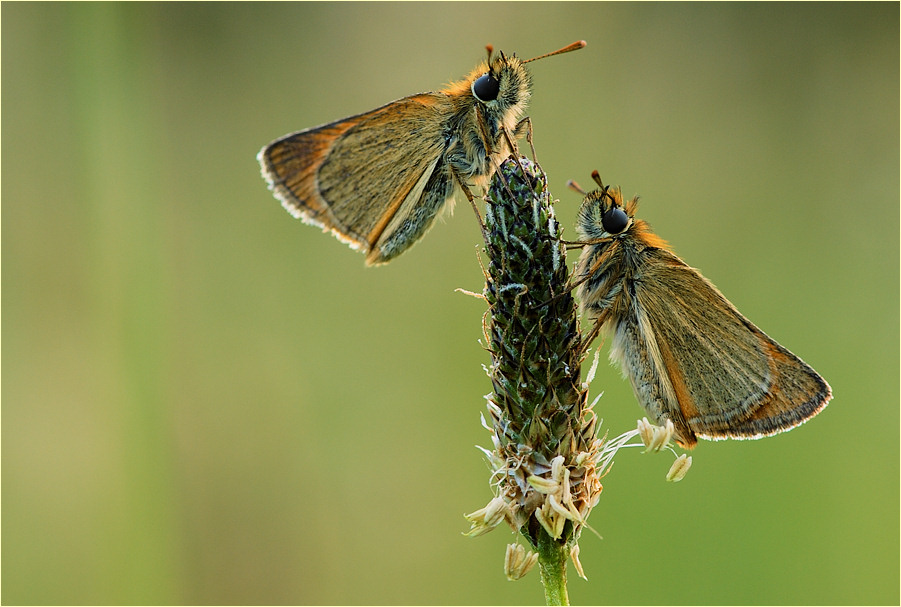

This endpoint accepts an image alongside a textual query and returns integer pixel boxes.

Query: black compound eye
[472,73,500,102]
[602,206,629,234]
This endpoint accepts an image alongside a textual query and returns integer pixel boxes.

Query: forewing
[259,94,450,254]
[260,115,355,235]
[634,251,771,428]
[630,249,829,441]
[718,328,831,440]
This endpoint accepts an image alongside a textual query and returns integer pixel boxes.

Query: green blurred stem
[537,530,569,606]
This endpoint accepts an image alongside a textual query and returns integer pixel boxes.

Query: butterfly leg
[449,165,489,245]
[473,107,528,178]
[495,118,546,215]
[579,307,610,357]
[512,116,535,161]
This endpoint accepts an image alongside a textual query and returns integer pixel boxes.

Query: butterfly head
[576,172,637,241]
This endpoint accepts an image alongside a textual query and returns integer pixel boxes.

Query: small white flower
[548,493,575,521]
[527,475,560,494]
[637,417,655,449]
[637,417,675,452]
[570,543,588,580]
[666,454,692,482]
[550,455,566,481]
[505,543,539,581]
[463,497,509,536]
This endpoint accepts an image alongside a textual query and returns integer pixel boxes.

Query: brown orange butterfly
[572,172,831,448]
[258,41,585,265]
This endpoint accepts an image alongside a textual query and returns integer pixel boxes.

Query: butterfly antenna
[523,40,586,64]
[589,171,616,203]
[568,179,588,195]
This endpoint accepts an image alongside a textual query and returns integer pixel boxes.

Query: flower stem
[537,529,570,606]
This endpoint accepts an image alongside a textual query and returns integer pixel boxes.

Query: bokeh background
[3,3,898,605]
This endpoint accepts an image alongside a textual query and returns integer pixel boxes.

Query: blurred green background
[3,3,898,605]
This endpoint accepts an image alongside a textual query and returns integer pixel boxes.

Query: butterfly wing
[614,249,831,447]
[258,93,452,263]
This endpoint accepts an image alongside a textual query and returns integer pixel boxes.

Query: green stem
[537,530,569,606]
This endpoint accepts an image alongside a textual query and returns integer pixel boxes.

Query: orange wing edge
[257,121,371,253]
[695,331,833,442]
